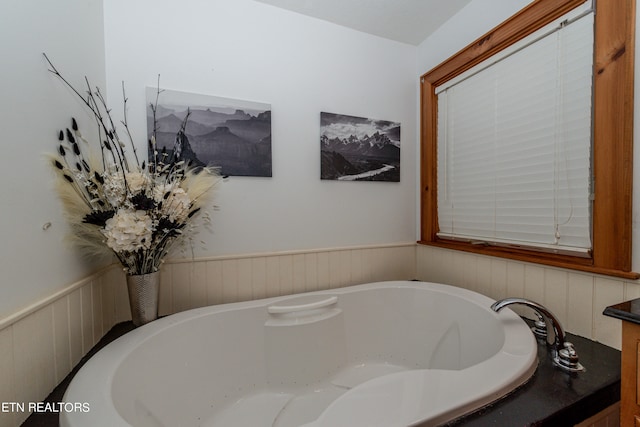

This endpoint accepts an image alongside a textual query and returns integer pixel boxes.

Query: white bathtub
[61,281,537,427]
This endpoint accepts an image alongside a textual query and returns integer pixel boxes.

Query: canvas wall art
[146,88,272,177]
[320,112,400,182]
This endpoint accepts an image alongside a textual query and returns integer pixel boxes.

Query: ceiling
[252,0,473,45]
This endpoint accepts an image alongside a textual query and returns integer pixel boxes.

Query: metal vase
[126,271,160,327]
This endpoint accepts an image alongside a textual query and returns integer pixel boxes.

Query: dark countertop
[444,332,620,426]
[22,322,620,427]
[604,298,640,325]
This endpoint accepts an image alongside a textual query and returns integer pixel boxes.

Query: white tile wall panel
[475,256,492,298]
[624,280,640,301]
[524,265,546,303]
[462,252,478,293]
[205,260,223,307]
[250,257,268,300]
[0,265,119,423]
[154,244,415,312]
[237,258,254,302]
[68,289,83,368]
[171,262,191,313]
[544,269,569,330]
[490,259,508,301]
[567,272,595,339]
[0,326,15,427]
[304,252,319,292]
[415,246,633,349]
[100,271,115,335]
[506,262,525,298]
[12,307,55,425]
[594,277,624,349]
[51,297,71,385]
[91,278,103,344]
[80,284,94,355]
[190,261,208,309]
[3,242,636,426]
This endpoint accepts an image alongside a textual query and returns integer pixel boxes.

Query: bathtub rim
[60,280,538,427]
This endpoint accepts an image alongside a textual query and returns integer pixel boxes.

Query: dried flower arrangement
[44,54,221,276]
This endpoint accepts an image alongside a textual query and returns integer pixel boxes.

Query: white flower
[154,184,192,223]
[102,171,150,207]
[103,209,153,253]
[102,172,126,206]
[126,172,151,193]
[47,61,222,276]
[152,183,172,203]
[165,188,191,222]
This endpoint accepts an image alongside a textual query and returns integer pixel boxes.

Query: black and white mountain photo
[320,112,400,182]
[146,88,272,177]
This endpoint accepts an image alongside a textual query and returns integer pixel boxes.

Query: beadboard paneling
[0,244,415,426]
[11,307,56,426]
[0,327,15,427]
[156,244,416,316]
[567,272,595,339]
[417,245,638,350]
[0,265,126,427]
[593,277,624,349]
[1,242,633,426]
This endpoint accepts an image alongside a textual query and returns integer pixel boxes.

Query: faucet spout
[491,298,565,348]
[491,297,584,373]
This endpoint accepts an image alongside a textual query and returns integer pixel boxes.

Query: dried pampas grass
[44,54,222,274]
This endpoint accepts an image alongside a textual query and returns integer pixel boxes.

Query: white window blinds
[435,7,594,255]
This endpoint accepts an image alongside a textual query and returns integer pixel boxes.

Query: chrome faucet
[491,297,584,373]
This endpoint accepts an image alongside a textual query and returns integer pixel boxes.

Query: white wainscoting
[157,244,416,316]
[0,264,128,427]
[416,244,640,350]
[0,243,415,427]
[3,242,635,427]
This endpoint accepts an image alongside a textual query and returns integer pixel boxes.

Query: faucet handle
[555,342,585,372]
[531,311,548,340]
[491,297,585,373]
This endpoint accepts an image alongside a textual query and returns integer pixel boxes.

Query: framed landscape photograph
[320,112,400,182]
[146,88,272,177]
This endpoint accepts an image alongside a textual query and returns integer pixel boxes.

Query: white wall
[416,0,534,73]
[102,0,418,258]
[3,0,637,340]
[0,0,107,319]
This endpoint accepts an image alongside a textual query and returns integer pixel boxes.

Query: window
[437,6,593,255]
[420,0,637,279]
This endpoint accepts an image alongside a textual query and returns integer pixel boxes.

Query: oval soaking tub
[61,281,537,427]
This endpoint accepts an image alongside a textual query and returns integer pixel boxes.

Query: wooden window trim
[419,0,639,280]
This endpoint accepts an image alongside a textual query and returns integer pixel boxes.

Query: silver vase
[126,271,160,327]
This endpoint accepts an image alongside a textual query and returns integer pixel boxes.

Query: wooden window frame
[419,0,638,279]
